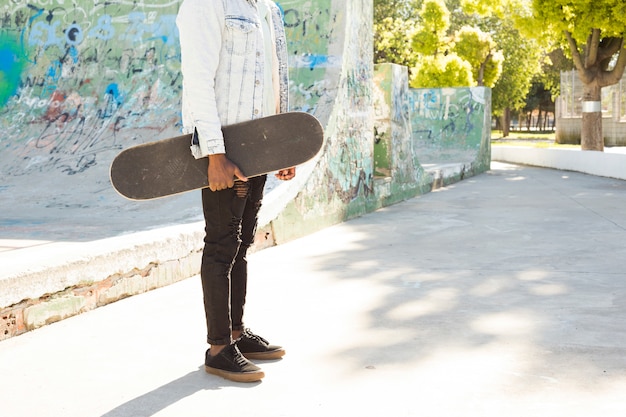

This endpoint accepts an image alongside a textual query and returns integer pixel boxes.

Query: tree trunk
[536,107,542,131]
[501,107,510,137]
[580,83,604,151]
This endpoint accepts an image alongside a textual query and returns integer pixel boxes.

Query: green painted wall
[265,62,492,244]
[411,87,491,167]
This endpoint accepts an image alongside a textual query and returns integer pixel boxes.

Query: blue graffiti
[0,34,27,106]
[29,21,64,49]
[119,12,148,43]
[155,15,180,46]
[68,46,79,63]
[26,13,179,49]
[89,15,115,41]
[105,83,124,107]
[43,61,62,95]
[100,83,125,118]
[65,23,84,46]
[302,54,330,70]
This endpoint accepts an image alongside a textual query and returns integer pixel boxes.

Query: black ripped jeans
[200,175,267,346]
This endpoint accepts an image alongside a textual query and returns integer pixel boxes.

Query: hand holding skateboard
[208,154,247,191]
[275,167,296,181]
[208,156,295,192]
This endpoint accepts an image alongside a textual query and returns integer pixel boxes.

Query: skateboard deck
[110,112,323,200]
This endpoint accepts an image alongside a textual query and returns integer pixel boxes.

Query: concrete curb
[1,223,205,307]
[1,224,204,339]
[492,146,626,180]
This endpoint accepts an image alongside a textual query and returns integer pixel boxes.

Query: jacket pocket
[224,17,258,56]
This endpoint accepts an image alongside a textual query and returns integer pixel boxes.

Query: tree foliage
[412,0,451,56]
[531,0,626,90]
[409,0,475,87]
[466,0,626,150]
[373,0,415,20]
[374,17,418,69]
[537,48,573,98]
[374,0,565,135]
[412,54,474,87]
[490,17,543,115]
[375,0,505,89]
[453,26,504,87]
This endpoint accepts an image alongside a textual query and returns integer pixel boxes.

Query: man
[176,0,293,383]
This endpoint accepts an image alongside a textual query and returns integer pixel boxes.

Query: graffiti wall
[410,87,491,166]
[0,0,342,175]
[0,0,491,243]
[266,0,376,243]
[266,56,492,245]
[0,0,349,239]
[0,0,182,176]
[281,0,339,122]
[372,63,430,205]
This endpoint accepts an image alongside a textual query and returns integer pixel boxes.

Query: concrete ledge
[492,146,626,180]
[423,162,473,189]
[0,223,205,308]
[0,224,205,340]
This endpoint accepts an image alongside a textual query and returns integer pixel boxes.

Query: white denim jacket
[177,0,289,158]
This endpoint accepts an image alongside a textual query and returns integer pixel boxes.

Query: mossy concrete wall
[262,61,492,245]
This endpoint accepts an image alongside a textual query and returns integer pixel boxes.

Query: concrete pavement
[1,161,626,417]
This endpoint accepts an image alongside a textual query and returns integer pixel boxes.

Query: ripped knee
[228,216,243,240]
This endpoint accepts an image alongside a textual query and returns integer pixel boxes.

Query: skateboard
[110,112,324,200]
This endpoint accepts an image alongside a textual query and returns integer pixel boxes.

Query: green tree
[490,17,544,137]
[410,0,479,87]
[374,1,420,69]
[535,48,573,98]
[377,0,532,113]
[374,17,419,69]
[466,0,626,151]
[533,0,626,150]
[522,80,555,131]
[412,54,474,87]
[453,26,504,87]
[412,0,451,56]
[374,0,415,20]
